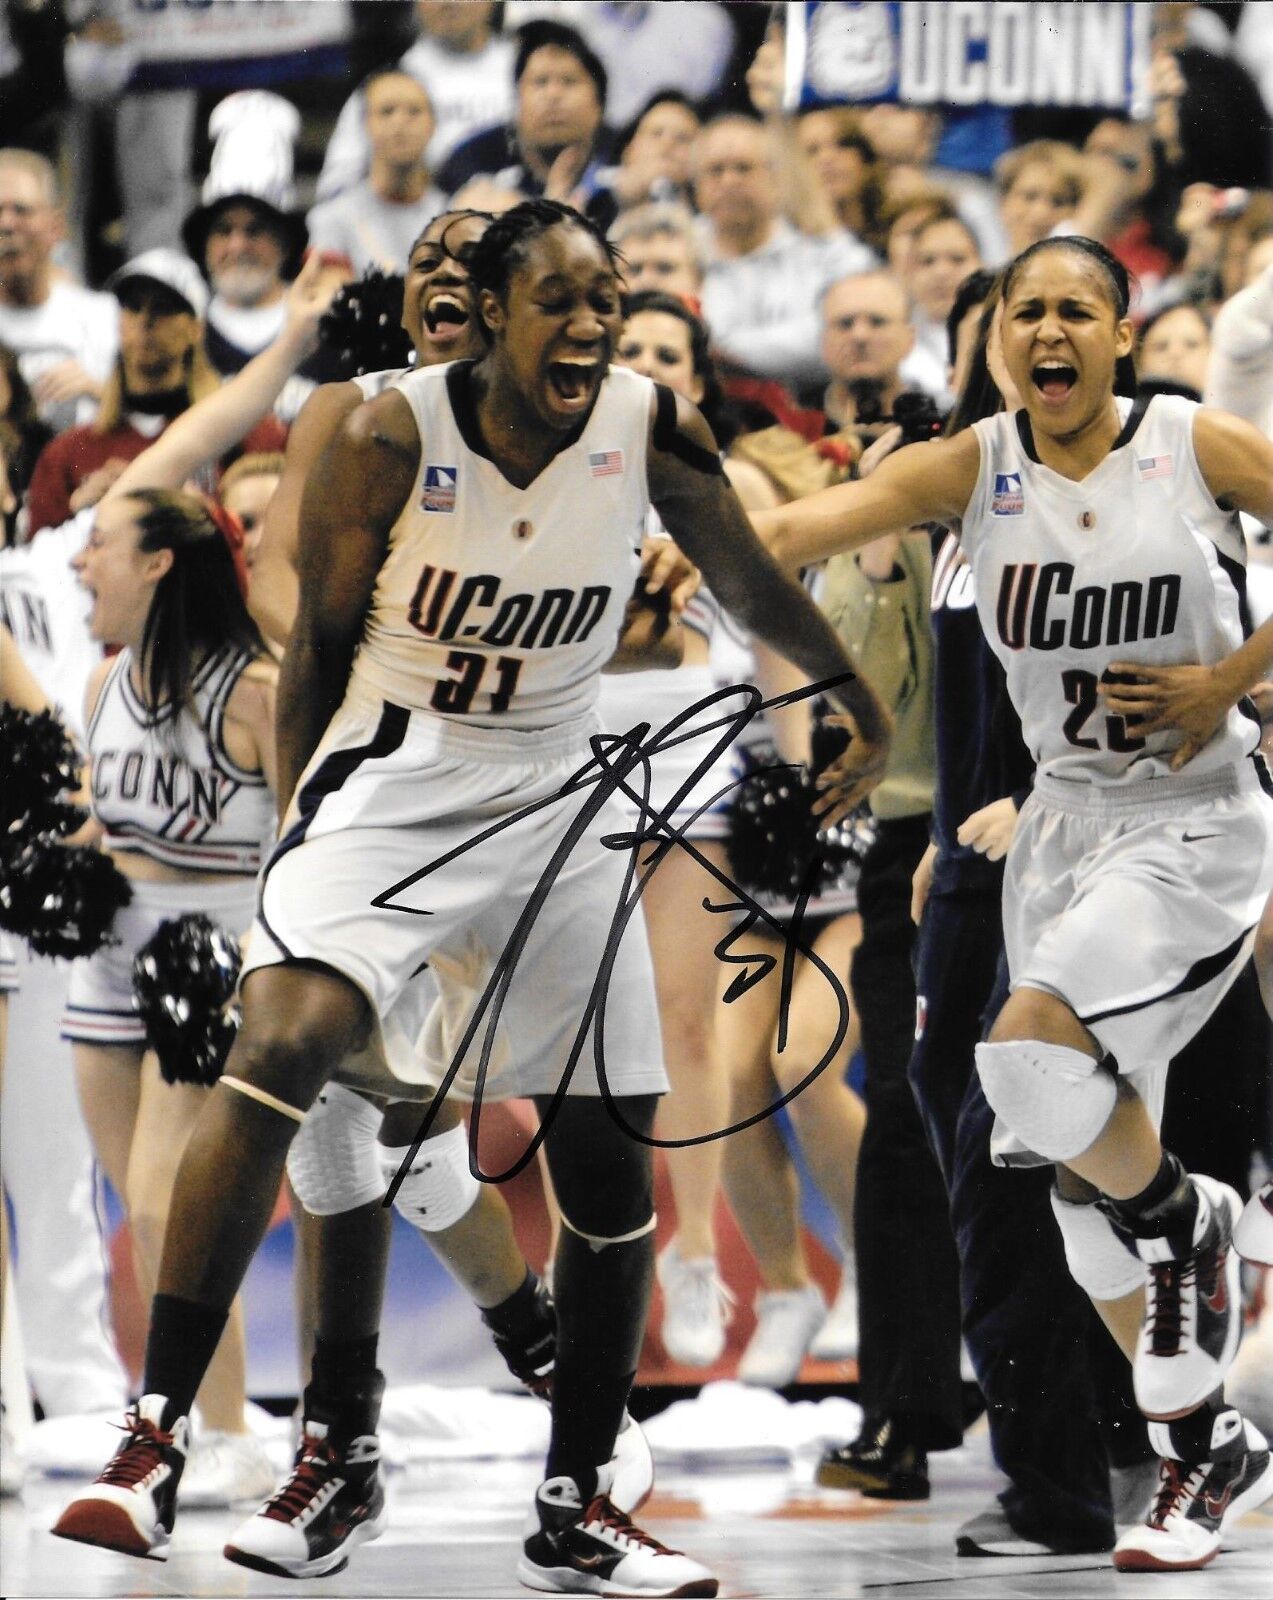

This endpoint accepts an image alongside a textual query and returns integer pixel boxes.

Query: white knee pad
[380,1121,480,1233]
[287,1083,387,1216]
[975,1039,1116,1162]
[1050,1188,1148,1301]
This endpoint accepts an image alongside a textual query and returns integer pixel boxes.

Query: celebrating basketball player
[752,234,1273,1574]
[53,199,891,1597]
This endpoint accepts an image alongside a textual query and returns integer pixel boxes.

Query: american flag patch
[1136,454,1173,480]
[589,449,623,478]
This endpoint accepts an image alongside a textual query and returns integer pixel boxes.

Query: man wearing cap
[23,249,283,538]
[0,148,119,436]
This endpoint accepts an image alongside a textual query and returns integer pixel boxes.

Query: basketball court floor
[6,1424,1273,1600]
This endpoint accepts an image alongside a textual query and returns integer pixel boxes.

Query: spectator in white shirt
[307,72,449,274]
[693,115,874,392]
[0,149,118,435]
[316,2,515,202]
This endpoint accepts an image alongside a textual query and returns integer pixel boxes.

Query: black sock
[143,1294,229,1424]
[1152,1392,1245,1463]
[545,1228,653,1500]
[482,1268,545,1338]
[311,1332,380,1406]
[1100,1152,1193,1240]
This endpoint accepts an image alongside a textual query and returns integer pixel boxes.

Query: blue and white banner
[785,2,1153,113]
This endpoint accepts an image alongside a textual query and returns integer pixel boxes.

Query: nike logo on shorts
[1181,831,1224,843]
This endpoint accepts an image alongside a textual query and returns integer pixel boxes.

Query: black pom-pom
[133,913,242,1086]
[0,836,132,958]
[0,704,85,842]
[726,735,875,904]
[318,270,412,378]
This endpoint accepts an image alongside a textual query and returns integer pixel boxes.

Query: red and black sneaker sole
[51,1501,170,1562]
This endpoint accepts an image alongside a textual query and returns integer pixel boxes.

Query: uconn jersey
[964,395,1260,787]
[86,646,273,874]
[0,510,102,743]
[351,361,651,729]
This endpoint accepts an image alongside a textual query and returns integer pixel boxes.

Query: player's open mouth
[1031,360,1077,402]
[547,358,601,408]
[422,292,469,337]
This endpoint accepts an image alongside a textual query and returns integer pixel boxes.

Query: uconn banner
[785,1,1153,111]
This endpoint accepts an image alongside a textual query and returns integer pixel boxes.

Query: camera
[891,391,948,445]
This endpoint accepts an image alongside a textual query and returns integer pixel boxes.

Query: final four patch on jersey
[992,473,1024,515]
[589,449,624,478]
[421,464,458,512]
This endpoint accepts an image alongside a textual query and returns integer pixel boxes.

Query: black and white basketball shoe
[518,1468,718,1597]
[51,1395,189,1561]
[1117,1174,1244,1419]
[1114,1414,1273,1571]
[223,1377,386,1579]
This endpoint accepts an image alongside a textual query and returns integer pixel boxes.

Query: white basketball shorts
[62,874,258,1047]
[243,688,667,1103]
[1001,761,1273,1135]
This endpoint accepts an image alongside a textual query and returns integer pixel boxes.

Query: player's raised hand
[1099,660,1230,769]
[639,537,700,615]
[284,251,345,352]
[812,704,892,825]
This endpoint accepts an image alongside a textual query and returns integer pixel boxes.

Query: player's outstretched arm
[646,386,891,820]
[276,390,417,812]
[755,428,980,571]
[248,382,362,649]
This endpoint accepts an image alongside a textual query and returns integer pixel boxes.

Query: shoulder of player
[327,386,421,478]
[285,380,365,460]
[645,383,722,475]
[1190,402,1273,506]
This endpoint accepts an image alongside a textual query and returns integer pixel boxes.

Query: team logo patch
[992,472,1024,515]
[1136,454,1174,481]
[421,464,458,512]
[589,449,624,478]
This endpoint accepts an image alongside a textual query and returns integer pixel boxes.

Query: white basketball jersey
[86,646,274,873]
[0,511,102,744]
[350,361,652,730]
[351,367,408,401]
[964,395,1260,787]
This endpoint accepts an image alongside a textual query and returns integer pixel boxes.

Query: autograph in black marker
[380,673,860,1206]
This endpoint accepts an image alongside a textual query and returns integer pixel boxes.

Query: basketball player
[53,199,890,1596]
[752,235,1273,1573]
[231,210,659,1580]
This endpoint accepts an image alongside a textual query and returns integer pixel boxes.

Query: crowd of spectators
[2,0,1271,1555]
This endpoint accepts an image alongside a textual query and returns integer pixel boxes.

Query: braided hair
[467,198,621,341]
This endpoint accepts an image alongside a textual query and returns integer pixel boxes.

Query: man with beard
[181,93,343,422]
